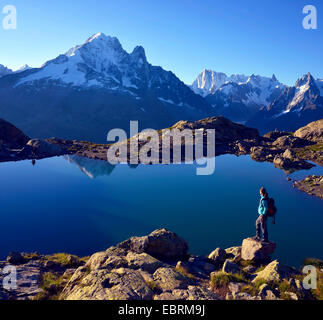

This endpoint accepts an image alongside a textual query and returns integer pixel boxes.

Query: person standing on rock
[255,187,269,242]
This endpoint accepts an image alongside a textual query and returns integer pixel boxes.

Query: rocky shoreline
[293,175,323,199]
[0,229,322,301]
[1,117,322,199]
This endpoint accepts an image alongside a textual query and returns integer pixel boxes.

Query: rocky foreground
[0,229,322,301]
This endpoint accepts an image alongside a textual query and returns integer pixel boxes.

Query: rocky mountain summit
[0,33,214,142]
[247,73,323,133]
[1,229,322,300]
[191,69,323,134]
[191,69,284,123]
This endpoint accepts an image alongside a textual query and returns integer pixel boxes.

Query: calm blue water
[0,155,322,267]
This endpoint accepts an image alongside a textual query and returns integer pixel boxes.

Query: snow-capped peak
[85,32,105,43]
[287,72,320,109]
[14,64,32,73]
[191,69,248,96]
[16,33,148,89]
[191,69,285,107]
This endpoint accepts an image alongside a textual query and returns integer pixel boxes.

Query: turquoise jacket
[258,196,268,215]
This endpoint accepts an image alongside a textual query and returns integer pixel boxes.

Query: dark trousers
[256,215,268,241]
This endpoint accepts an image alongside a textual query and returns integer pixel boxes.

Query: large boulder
[153,267,188,291]
[62,267,153,300]
[27,139,62,156]
[125,252,164,273]
[294,119,323,142]
[85,246,127,271]
[117,229,188,260]
[252,260,297,283]
[241,238,276,261]
[225,246,242,261]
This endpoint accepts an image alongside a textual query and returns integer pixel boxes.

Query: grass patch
[45,253,84,268]
[22,252,40,261]
[210,272,247,290]
[175,265,196,280]
[34,272,72,300]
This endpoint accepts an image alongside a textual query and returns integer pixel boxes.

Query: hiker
[255,187,276,242]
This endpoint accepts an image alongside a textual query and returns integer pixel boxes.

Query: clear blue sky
[0,0,322,85]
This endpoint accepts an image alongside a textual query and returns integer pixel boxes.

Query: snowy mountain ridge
[191,69,285,107]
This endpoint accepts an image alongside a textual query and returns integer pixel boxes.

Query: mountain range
[245,73,323,133]
[0,33,322,141]
[0,33,213,142]
[191,69,285,123]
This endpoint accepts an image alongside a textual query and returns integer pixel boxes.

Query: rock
[63,268,153,300]
[85,246,127,271]
[222,259,241,275]
[125,252,164,273]
[208,248,226,264]
[250,146,271,161]
[241,238,276,261]
[229,292,261,300]
[261,289,280,300]
[293,175,323,199]
[27,139,62,156]
[153,267,188,291]
[228,282,244,294]
[282,149,295,160]
[252,260,297,283]
[263,130,291,141]
[187,256,217,276]
[225,246,242,261]
[258,283,280,300]
[63,268,77,278]
[63,255,83,268]
[171,117,259,142]
[294,119,323,142]
[7,252,25,265]
[243,265,257,274]
[186,286,220,300]
[154,286,220,300]
[154,290,188,300]
[273,155,313,171]
[273,135,310,148]
[118,229,188,260]
[0,261,42,299]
